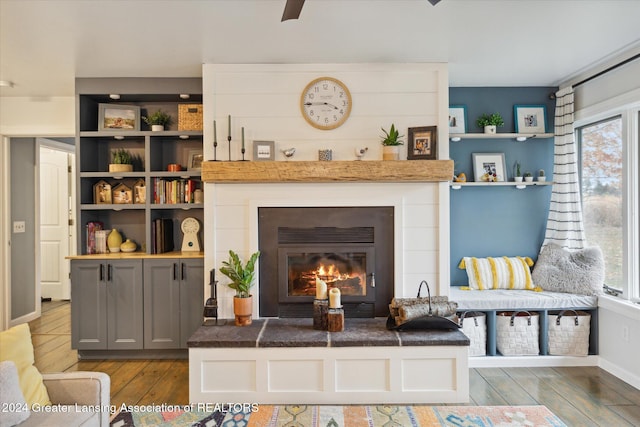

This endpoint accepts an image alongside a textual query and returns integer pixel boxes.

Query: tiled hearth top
[187,317,469,348]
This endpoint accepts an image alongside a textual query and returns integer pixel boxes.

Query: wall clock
[300,77,352,130]
[181,217,200,251]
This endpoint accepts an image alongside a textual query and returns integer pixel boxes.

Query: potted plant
[524,171,533,183]
[476,113,504,134]
[380,124,404,160]
[537,169,546,182]
[514,161,523,183]
[220,250,260,326]
[109,148,133,173]
[142,109,171,131]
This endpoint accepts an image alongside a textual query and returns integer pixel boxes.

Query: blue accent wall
[449,87,557,286]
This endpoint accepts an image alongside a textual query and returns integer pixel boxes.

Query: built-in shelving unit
[450,133,555,141]
[75,78,204,255]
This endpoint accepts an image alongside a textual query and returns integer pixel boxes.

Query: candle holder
[241,147,246,161]
[328,308,344,332]
[313,299,329,330]
[227,135,232,161]
[213,140,218,161]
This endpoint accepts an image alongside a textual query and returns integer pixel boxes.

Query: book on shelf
[153,178,201,204]
[152,218,174,254]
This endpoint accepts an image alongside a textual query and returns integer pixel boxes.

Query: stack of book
[151,218,174,254]
[153,178,200,204]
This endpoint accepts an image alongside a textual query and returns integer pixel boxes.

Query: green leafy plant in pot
[380,124,404,160]
[142,109,172,131]
[220,250,260,326]
[109,148,133,173]
[476,113,504,134]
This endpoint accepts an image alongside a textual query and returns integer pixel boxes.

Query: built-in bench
[450,287,598,358]
[188,317,470,404]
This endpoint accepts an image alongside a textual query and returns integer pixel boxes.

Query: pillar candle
[241,127,245,150]
[329,287,341,308]
[213,120,217,143]
[316,277,328,300]
[228,115,231,138]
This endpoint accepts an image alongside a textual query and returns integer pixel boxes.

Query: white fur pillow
[0,360,30,427]
[532,243,604,295]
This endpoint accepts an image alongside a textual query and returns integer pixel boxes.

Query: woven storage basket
[496,311,540,356]
[458,311,486,356]
[178,104,203,131]
[548,310,591,356]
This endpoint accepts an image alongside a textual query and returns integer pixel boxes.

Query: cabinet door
[179,259,204,348]
[106,260,144,349]
[71,260,107,350]
[143,259,181,348]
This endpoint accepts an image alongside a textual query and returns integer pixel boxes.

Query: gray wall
[10,138,36,319]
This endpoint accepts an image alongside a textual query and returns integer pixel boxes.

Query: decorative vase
[120,238,136,253]
[107,228,123,253]
[151,124,164,132]
[233,296,253,326]
[382,146,400,161]
[108,164,133,173]
[484,125,497,134]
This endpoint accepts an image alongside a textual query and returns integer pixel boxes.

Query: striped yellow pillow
[459,256,536,291]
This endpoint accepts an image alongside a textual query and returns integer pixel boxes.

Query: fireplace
[259,207,394,317]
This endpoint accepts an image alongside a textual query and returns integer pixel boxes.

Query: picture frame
[472,152,507,182]
[449,105,467,134]
[407,126,437,160]
[98,103,140,131]
[253,140,275,161]
[187,149,203,171]
[93,180,112,204]
[514,105,547,134]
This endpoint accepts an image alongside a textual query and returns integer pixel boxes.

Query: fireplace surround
[258,207,394,317]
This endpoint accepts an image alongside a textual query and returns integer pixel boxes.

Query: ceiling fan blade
[282,0,305,21]
[428,0,442,5]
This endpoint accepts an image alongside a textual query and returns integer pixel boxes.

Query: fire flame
[315,263,352,281]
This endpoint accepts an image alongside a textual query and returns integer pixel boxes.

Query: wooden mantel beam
[201,160,453,183]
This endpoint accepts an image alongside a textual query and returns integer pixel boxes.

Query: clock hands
[303,101,339,110]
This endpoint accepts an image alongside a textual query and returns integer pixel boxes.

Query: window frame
[575,101,640,301]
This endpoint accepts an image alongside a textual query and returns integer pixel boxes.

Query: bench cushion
[450,287,597,311]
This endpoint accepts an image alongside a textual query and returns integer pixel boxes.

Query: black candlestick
[241,147,246,161]
[228,135,232,161]
[213,140,218,161]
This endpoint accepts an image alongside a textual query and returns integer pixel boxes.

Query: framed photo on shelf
[98,103,140,131]
[93,180,112,204]
[514,105,547,133]
[407,126,437,160]
[449,105,467,134]
[253,140,275,161]
[187,149,203,171]
[472,152,507,182]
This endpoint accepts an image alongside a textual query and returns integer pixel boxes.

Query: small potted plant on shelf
[538,169,546,182]
[514,161,523,183]
[142,109,171,131]
[220,250,260,326]
[476,112,504,134]
[380,124,404,160]
[109,148,133,173]
[524,171,533,183]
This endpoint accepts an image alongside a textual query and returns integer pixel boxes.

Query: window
[577,106,639,299]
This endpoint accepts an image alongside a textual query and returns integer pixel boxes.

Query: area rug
[110,404,567,427]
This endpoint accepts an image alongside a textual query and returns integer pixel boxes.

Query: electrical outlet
[13,221,26,233]
[622,325,630,342]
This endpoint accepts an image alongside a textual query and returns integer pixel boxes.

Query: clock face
[181,217,200,234]
[300,77,352,130]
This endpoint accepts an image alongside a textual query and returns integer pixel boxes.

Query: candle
[213,120,217,143]
[316,277,328,300]
[228,115,231,138]
[241,127,245,150]
[329,288,341,308]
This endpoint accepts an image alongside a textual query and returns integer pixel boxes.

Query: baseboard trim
[599,358,640,390]
[469,355,599,368]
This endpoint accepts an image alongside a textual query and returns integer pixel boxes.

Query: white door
[40,146,71,300]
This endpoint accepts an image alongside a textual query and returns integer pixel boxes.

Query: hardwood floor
[30,301,640,425]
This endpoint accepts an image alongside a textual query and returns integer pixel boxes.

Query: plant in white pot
[142,109,171,131]
[537,169,546,182]
[476,113,504,134]
[380,124,404,160]
[220,250,260,326]
[109,148,133,173]
[514,161,523,182]
[524,171,533,183]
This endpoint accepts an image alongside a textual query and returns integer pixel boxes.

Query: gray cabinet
[143,258,204,349]
[71,259,143,350]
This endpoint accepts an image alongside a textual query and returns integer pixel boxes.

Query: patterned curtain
[542,86,586,250]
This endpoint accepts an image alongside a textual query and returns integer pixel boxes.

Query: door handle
[173,263,177,281]
[181,263,185,281]
[107,264,112,282]
[99,264,104,282]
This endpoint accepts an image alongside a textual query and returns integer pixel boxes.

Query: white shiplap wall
[202,63,450,319]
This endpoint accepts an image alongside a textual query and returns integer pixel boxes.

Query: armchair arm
[42,371,111,426]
